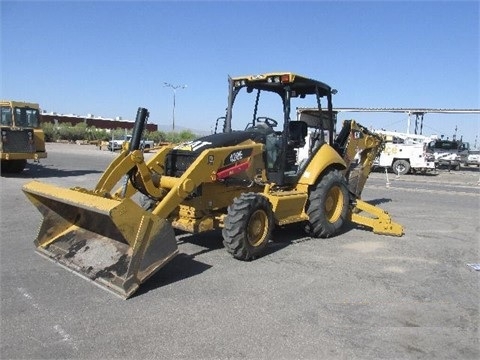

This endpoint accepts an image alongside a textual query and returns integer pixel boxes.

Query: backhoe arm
[336,120,403,236]
[340,120,384,198]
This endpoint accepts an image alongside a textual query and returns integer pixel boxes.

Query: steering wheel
[256,117,278,128]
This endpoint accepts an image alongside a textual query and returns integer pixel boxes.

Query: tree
[147,130,167,144]
[165,130,197,144]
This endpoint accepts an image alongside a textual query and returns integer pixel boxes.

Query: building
[40,112,158,132]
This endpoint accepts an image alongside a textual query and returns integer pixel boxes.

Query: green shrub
[40,123,200,144]
[41,122,59,142]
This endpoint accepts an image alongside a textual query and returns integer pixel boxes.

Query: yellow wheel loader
[23,72,403,299]
[1,100,47,173]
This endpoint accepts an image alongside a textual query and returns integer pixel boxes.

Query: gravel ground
[1,142,478,360]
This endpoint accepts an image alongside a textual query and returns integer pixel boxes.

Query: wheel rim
[324,185,344,223]
[396,164,405,173]
[247,209,268,247]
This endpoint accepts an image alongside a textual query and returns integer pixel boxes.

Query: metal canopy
[231,72,332,97]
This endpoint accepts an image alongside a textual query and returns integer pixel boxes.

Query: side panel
[267,191,309,226]
[33,128,47,153]
[297,144,346,186]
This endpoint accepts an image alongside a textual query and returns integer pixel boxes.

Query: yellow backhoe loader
[23,72,403,299]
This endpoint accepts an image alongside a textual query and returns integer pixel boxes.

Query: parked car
[464,150,480,167]
[108,135,154,151]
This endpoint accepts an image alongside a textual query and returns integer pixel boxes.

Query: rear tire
[392,159,410,175]
[304,170,349,238]
[222,193,273,260]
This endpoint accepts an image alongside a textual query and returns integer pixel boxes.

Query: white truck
[108,134,154,151]
[373,130,436,175]
[427,138,469,170]
[464,149,480,167]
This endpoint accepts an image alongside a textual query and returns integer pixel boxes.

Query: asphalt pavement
[1,143,479,359]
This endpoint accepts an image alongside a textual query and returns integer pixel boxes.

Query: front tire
[304,170,349,238]
[223,193,273,260]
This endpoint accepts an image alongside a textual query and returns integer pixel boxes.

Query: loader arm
[94,149,141,194]
[95,107,177,201]
[107,145,175,200]
[149,143,265,219]
[85,147,168,200]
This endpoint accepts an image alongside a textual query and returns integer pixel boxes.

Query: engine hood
[173,128,270,154]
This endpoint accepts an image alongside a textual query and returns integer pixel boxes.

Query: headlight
[234,80,246,87]
[267,76,280,83]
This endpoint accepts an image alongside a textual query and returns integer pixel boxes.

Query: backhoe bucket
[22,181,178,299]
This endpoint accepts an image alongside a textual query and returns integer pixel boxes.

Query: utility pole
[164,82,187,132]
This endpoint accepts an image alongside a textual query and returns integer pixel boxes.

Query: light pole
[164,82,187,132]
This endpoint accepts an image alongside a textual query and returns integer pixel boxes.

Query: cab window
[14,107,40,127]
[0,106,13,126]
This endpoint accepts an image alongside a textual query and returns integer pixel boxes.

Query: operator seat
[247,122,275,135]
[288,121,308,147]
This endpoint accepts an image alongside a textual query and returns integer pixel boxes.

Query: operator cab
[223,72,336,186]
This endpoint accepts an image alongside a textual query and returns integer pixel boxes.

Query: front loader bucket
[22,181,178,299]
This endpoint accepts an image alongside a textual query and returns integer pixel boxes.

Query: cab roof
[231,72,332,97]
[0,100,40,109]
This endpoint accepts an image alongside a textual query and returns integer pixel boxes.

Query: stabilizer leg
[349,199,404,236]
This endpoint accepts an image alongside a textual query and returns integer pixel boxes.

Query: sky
[1,0,479,147]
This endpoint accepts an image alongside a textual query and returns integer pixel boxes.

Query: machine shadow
[366,197,393,206]
[134,253,214,297]
[135,200,390,297]
[1,161,103,178]
[135,225,314,297]
[459,166,480,173]
[134,230,224,297]
[264,221,355,257]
